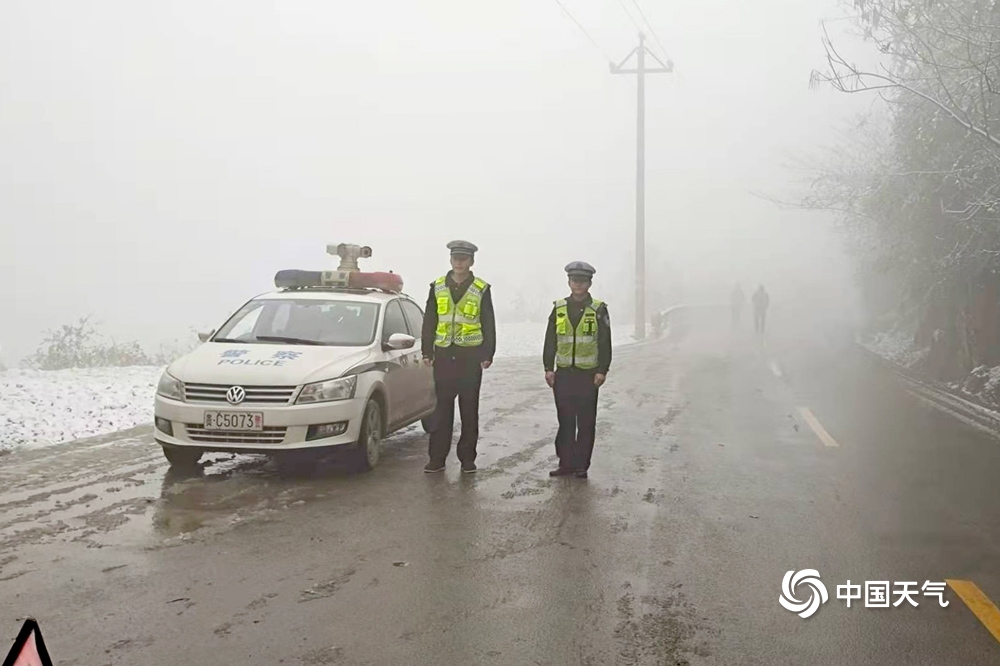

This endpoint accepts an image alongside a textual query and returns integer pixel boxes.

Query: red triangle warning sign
[2,619,53,666]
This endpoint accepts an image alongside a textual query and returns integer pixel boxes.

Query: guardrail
[855,341,1000,437]
[646,302,727,340]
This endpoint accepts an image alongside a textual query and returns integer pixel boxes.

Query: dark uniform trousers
[428,351,483,464]
[553,367,600,471]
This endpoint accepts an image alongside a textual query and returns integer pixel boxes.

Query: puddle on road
[0,429,428,557]
[0,413,582,564]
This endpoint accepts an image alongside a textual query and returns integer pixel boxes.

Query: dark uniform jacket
[421,271,497,363]
[543,294,612,375]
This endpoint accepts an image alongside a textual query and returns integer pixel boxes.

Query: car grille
[183,383,298,405]
[184,425,288,445]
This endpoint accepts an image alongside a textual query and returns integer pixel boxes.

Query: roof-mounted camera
[327,244,373,272]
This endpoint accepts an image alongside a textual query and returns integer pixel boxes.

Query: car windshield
[213,298,380,347]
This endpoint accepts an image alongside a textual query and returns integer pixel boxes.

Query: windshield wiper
[254,335,325,346]
[212,337,247,344]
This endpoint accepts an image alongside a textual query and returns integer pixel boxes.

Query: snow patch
[948,363,1000,410]
[984,366,1000,396]
[0,366,164,453]
[862,327,928,369]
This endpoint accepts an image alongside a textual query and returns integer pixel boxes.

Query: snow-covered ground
[1,366,165,452]
[0,322,639,454]
[861,327,928,369]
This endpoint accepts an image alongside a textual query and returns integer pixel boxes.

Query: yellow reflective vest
[434,276,488,347]
[554,298,604,369]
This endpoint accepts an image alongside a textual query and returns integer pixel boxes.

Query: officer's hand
[481,360,492,369]
[594,373,607,387]
[545,371,555,388]
[422,357,433,367]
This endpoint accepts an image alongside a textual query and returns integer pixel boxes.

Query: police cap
[565,261,596,280]
[447,240,478,257]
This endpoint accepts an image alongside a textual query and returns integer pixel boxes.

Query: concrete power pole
[611,33,672,340]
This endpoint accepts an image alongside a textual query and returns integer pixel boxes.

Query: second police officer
[543,261,612,479]
[421,240,496,474]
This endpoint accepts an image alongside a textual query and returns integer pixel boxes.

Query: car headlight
[156,371,185,401]
[296,376,357,404]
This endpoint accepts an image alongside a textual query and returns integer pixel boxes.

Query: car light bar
[273,243,403,292]
[274,269,351,289]
[274,269,403,292]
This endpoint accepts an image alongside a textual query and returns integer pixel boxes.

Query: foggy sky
[1,0,875,364]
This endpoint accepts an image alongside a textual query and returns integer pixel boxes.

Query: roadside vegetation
[803,0,1000,407]
[22,317,198,371]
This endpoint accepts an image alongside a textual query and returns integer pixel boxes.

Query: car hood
[168,343,375,386]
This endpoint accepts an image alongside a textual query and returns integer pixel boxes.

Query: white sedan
[153,287,435,471]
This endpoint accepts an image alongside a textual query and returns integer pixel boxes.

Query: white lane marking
[797,406,840,448]
[769,360,783,378]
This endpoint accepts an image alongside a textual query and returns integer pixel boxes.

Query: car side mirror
[198,329,216,343]
[385,333,416,350]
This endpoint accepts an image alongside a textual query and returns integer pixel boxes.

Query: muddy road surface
[2,313,1000,665]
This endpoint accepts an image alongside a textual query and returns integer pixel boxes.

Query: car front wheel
[355,400,383,472]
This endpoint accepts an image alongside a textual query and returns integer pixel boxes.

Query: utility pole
[611,33,672,340]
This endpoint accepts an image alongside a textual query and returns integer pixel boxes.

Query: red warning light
[348,271,403,293]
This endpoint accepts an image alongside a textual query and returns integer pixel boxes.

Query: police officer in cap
[421,240,496,474]
[543,261,612,479]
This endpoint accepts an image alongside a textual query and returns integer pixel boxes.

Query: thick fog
[2,0,874,365]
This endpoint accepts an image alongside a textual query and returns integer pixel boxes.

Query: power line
[552,0,613,63]
[616,0,644,37]
[630,0,671,64]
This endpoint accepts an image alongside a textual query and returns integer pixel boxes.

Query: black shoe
[424,461,446,473]
[461,462,477,474]
[549,467,575,477]
[575,470,589,479]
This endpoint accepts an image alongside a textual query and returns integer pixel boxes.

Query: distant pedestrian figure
[651,311,663,339]
[730,284,745,328]
[752,285,769,335]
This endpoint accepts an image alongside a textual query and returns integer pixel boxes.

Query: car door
[379,299,414,428]
[399,298,435,416]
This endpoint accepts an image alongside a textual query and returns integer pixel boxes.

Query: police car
[153,244,435,471]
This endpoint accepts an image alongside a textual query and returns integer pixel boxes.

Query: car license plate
[203,411,263,431]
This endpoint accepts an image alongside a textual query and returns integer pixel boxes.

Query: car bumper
[153,394,366,453]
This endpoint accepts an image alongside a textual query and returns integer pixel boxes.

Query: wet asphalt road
[2,311,1000,665]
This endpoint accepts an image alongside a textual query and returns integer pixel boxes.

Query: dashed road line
[947,579,1000,645]
[796,406,840,448]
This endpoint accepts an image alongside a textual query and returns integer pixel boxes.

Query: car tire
[161,444,202,468]
[354,399,383,472]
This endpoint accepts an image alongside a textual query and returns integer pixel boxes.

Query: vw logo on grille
[226,386,246,405]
